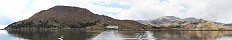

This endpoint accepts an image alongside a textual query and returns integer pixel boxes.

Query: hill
[138,16,227,30]
[4,6,148,30]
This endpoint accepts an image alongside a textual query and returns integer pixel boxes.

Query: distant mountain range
[224,23,232,26]
[137,16,229,30]
[4,6,232,30]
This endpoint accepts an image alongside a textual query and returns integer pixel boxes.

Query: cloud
[0,0,58,28]
[0,0,58,25]
[0,0,28,20]
[97,0,182,20]
[56,0,181,20]
[0,25,7,29]
[93,2,131,9]
[0,16,14,25]
[183,0,232,23]
[89,0,232,23]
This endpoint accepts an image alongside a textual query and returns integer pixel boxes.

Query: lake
[0,30,232,40]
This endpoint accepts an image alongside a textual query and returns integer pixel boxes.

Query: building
[106,25,119,30]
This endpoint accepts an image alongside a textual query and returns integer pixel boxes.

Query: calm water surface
[0,30,232,40]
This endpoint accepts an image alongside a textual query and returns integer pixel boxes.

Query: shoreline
[2,29,232,31]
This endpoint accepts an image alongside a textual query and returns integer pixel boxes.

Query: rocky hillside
[138,16,227,30]
[4,6,148,30]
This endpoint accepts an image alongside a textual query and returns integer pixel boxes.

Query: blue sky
[1,0,232,29]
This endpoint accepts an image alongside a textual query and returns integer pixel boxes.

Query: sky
[1,0,232,29]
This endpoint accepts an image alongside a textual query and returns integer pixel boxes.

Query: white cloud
[93,0,182,20]
[183,0,232,23]
[0,0,58,25]
[56,0,182,20]
[0,25,7,29]
[89,0,232,23]
[22,0,58,19]
[0,0,28,21]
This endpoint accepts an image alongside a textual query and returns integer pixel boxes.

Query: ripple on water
[91,30,157,40]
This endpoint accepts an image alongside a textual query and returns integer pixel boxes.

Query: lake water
[0,30,232,40]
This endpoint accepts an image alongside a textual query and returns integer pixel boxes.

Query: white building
[106,25,118,29]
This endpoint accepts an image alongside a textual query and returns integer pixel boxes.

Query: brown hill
[4,6,148,30]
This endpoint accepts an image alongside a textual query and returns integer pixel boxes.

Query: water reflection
[151,31,232,40]
[215,36,232,40]
[0,30,28,40]
[91,30,124,40]
[6,30,102,40]
[2,30,232,40]
[91,30,157,40]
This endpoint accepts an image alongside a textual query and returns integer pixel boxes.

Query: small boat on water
[58,35,64,40]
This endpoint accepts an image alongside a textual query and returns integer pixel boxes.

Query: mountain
[138,16,227,30]
[4,6,230,30]
[136,20,153,26]
[224,23,232,26]
[183,17,200,22]
[4,6,148,30]
[152,16,183,24]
